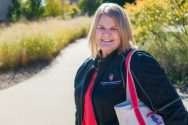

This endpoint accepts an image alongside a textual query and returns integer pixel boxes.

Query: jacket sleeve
[74,62,84,125]
[74,58,93,125]
[130,50,188,125]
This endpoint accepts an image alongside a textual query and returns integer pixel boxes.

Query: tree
[66,3,81,18]
[23,0,44,20]
[44,0,64,17]
[78,0,102,16]
[78,0,135,16]
[7,0,22,22]
[103,0,135,6]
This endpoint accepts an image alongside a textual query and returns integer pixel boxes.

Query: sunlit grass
[0,17,92,70]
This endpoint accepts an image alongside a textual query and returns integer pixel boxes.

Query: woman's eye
[111,27,117,31]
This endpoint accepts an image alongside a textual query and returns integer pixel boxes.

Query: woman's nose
[102,29,111,36]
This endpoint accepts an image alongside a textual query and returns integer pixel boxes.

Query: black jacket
[74,49,188,125]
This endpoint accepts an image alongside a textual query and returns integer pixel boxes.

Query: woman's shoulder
[129,49,163,72]
[75,58,93,77]
[131,49,158,64]
[80,58,93,68]
[121,48,161,69]
[132,49,153,59]
[122,49,154,61]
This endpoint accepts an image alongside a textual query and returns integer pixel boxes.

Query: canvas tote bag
[114,50,165,125]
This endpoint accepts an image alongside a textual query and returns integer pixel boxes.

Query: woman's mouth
[101,40,113,45]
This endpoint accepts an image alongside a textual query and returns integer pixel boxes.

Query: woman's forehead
[97,14,117,26]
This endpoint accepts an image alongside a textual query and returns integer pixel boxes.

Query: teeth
[102,40,112,42]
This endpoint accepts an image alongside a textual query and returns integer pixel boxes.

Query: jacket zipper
[90,56,125,125]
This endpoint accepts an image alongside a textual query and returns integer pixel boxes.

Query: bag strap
[125,50,146,125]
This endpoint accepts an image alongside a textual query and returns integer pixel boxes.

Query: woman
[74,3,188,125]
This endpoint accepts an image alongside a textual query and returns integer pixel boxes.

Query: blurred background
[0,0,187,92]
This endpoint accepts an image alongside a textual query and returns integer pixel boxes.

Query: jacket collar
[93,49,119,69]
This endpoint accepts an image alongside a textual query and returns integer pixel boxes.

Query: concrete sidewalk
[0,38,187,125]
[0,38,90,125]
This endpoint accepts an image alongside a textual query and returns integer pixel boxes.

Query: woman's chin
[101,49,110,53]
[100,49,113,57]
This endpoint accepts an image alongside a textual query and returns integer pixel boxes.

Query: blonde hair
[88,3,134,58]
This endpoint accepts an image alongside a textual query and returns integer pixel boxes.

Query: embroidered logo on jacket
[99,73,122,85]
[109,73,113,81]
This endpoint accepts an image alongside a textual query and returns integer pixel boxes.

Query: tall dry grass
[0,17,92,70]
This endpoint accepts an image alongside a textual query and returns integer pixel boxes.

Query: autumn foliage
[125,0,188,86]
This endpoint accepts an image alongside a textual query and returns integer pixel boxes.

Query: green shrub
[125,0,188,86]
[142,31,188,86]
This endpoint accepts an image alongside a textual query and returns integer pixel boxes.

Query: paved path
[0,38,90,125]
[0,38,187,125]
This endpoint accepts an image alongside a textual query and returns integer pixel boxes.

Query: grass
[0,17,92,70]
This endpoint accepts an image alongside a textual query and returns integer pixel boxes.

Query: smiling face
[95,14,121,58]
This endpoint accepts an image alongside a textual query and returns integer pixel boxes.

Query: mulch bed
[0,60,50,90]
